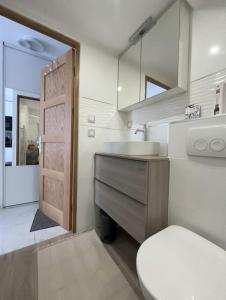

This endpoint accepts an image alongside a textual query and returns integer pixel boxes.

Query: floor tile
[34,226,68,243]
[0,203,37,229]
[0,202,68,254]
[1,224,35,254]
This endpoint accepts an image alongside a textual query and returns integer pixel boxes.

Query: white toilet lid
[137,226,226,300]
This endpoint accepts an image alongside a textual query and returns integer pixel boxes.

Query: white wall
[168,116,226,249]
[190,7,226,81]
[4,45,50,94]
[77,42,129,233]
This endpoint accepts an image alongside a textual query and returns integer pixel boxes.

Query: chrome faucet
[134,124,148,141]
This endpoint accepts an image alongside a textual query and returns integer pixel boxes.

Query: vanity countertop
[95,152,169,162]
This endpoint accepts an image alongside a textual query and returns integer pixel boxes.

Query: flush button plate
[193,139,208,152]
[187,125,226,158]
[210,138,226,152]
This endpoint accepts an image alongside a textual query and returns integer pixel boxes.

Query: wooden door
[39,49,75,230]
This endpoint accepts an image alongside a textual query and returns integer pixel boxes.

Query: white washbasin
[104,141,160,156]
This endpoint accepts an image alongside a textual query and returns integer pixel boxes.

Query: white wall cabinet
[118,0,191,112]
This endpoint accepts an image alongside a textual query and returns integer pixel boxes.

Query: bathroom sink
[104,141,160,156]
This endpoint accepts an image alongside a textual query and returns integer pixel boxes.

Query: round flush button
[210,138,226,152]
[194,139,208,151]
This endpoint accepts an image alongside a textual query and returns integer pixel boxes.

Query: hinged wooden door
[39,49,75,230]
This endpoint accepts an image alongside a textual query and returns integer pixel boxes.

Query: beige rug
[38,230,140,300]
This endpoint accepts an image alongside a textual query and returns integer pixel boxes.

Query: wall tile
[190,68,226,117]
[79,97,129,130]
[77,125,129,233]
[128,93,188,125]
[128,67,226,125]
[79,43,118,105]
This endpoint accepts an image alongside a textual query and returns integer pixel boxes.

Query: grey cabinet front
[95,154,169,243]
[95,180,146,243]
[95,155,148,204]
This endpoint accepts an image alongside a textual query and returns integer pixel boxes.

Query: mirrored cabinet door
[4,89,40,167]
[141,1,180,101]
[117,0,191,111]
[118,40,141,110]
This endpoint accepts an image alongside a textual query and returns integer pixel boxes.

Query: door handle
[38,136,42,154]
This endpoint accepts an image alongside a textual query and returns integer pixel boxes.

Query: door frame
[0,5,80,233]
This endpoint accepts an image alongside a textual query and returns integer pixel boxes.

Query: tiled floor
[103,227,144,299]
[0,202,68,255]
[0,230,142,300]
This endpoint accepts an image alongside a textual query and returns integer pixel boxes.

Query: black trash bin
[99,209,117,243]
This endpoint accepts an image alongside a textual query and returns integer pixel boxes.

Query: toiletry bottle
[214,104,219,115]
[214,85,220,115]
[219,82,226,114]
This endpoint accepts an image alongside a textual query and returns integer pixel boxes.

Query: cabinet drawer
[95,180,146,243]
[95,155,148,204]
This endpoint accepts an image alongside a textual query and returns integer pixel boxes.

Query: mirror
[17,96,40,165]
[141,2,179,101]
[118,0,190,111]
[4,91,40,166]
[118,41,141,110]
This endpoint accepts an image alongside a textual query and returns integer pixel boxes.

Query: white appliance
[4,165,39,206]
[137,225,226,300]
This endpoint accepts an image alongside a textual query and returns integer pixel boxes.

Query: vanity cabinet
[94,153,169,243]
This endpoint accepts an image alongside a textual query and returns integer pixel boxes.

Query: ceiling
[187,0,226,9]
[0,0,177,53]
[0,16,70,59]
[0,0,225,54]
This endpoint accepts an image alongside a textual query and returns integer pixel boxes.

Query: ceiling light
[117,86,122,92]
[209,45,220,55]
[18,36,45,53]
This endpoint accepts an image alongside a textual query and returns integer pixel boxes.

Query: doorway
[0,11,79,254]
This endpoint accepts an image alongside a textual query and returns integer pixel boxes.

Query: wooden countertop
[95,152,169,162]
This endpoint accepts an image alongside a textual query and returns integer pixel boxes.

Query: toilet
[137,225,226,300]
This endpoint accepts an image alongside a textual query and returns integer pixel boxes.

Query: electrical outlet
[88,129,95,138]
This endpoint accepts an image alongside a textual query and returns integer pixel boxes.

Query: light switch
[88,115,95,123]
[88,129,95,138]
[127,121,132,128]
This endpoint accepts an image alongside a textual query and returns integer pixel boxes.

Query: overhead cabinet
[118,0,191,111]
